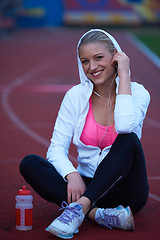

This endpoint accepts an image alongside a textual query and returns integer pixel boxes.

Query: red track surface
[0,28,160,240]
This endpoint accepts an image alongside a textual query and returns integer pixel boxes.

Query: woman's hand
[112,52,131,95]
[66,172,87,204]
[112,52,130,78]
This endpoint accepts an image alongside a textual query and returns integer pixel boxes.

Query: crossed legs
[20,133,149,218]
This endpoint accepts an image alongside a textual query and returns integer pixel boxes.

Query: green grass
[133,28,160,57]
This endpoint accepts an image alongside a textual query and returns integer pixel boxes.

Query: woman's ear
[112,49,118,73]
[111,49,117,66]
[113,49,117,56]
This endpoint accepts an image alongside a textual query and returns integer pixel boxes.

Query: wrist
[119,72,130,81]
[66,171,79,181]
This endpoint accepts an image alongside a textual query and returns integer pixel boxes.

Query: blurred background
[0,0,160,57]
[1,0,160,28]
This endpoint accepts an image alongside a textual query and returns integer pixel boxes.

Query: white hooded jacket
[46,29,150,179]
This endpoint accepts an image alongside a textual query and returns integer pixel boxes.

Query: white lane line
[1,49,70,147]
[127,32,160,69]
[149,193,160,202]
[1,62,51,147]
[0,84,74,93]
[16,84,74,93]
[145,117,160,128]
[148,177,160,180]
[1,50,77,163]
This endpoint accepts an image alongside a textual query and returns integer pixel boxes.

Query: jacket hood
[77,29,122,88]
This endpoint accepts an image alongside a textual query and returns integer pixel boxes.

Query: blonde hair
[78,31,116,54]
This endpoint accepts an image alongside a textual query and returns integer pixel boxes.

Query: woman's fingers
[67,190,72,204]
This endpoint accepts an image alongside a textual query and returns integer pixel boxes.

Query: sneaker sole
[46,226,79,239]
[57,229,79,239]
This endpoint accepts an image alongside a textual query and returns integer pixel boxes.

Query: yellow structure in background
[63,0,160,26]
[120,0,160,22]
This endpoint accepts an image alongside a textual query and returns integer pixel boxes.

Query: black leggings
[19,133,149,215]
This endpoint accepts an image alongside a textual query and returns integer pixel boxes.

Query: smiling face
[79,42,116,87]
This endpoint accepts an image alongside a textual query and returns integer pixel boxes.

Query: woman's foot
[46,201,84,239]
[95,205,135,230]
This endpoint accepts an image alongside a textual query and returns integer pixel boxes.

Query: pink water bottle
[15,186,33,230]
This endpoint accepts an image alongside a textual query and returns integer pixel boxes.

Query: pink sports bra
[80,97,118,150]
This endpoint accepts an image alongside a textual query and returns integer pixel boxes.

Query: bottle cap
[18,186,31,195]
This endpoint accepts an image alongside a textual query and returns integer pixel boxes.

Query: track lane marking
[148,177,160,180]
[0,84,74,93]
[127,32,160,69]
[1,50,77,163]
[149,193,160,202]
[145,117,160,128]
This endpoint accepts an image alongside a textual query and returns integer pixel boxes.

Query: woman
[20,29,150,239]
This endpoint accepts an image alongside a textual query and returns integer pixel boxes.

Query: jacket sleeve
[46,89,78,179]
[114,82,150,136]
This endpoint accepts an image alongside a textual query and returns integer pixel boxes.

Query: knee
[128,132,139,143]
[118,132,141,147]
[132,188,149,214]
[19,154,36,176]
[118,132,138,141]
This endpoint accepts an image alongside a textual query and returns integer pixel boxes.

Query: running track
[0,28,160,240]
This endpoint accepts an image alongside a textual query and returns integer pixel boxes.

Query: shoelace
[97,210,121,230]
[103,213,121,229]
[57,201,83,225]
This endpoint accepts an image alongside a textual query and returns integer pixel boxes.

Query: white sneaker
[95,205,135,231]
[46,201,84,239]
